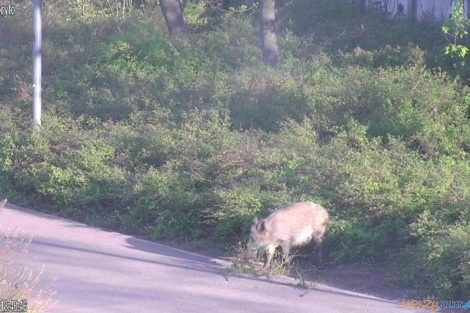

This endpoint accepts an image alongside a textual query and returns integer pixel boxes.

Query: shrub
[223,66,310,131]
[1,0,469,299]
[402,220,470,299]
[130,109,237,238]
[326,217,407,262]
[1,114,131,220]
[132,165,207,239]
[303,59,470,156]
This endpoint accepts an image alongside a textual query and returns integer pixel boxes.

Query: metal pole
[33,0,42,130]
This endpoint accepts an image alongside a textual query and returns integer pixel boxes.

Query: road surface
[0,204,419,313]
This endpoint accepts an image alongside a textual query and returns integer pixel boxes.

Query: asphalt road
[0,204,419,313]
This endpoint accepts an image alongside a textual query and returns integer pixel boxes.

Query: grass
[0,204,55,313]
[229,240,319,289]
[0,0,468,299]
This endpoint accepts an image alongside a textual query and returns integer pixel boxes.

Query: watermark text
[401,299,470,313]
[0,4,15,18]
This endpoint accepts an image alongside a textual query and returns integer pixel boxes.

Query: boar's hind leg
[313,232,324,265]
[314,245,323,265]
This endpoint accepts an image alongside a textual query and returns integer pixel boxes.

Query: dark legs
[315,244,323,265]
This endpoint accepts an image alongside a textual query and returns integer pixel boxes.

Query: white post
[33,0,42,129]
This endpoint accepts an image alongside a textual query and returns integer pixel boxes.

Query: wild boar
[247,201,329,268]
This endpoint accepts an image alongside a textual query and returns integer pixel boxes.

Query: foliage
[0,0,469,299]
[44,0,155,23]
[280,0,470,82]
[184,1,209,28]
[442,0,470,59]
[401,220,470,299]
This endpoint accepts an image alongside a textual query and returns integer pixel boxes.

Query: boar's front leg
[264,244,276,269]
[281,242,291,262]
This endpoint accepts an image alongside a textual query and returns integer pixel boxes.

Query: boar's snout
[245,217,266,260]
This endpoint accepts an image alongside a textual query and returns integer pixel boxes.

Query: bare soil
[297,261,418,301]
[144,238,461,312]
[159,239,418,301]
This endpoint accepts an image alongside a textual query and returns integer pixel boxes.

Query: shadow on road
[124,236,215,263]
[30,238,227,277]
[4,204,397,308]
[124,237,394,305]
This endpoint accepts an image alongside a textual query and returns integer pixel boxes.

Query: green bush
[192,16,261,70]
[132,165,207,238]
[222,67,310,131]
[327,217,407,262]
[303,60,470,156]
[1,0,469,299]
[402,220,470,299]
[0,114,131,220]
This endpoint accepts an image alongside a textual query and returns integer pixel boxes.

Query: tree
[160,0,189,43]
[260,0,279,66]
[442,0,469,60]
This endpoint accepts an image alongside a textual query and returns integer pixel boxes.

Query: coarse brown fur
[247,201,329,268]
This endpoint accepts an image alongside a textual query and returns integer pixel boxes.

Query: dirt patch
[302,262,464,313]
[296,261,418,301]
[161,239,416,300]
[158,239,463,312]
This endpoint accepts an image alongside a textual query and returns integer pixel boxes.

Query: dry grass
[228,241,317,290]
[0,202,56,313]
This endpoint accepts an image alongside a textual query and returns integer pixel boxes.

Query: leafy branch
[442,0,470,59]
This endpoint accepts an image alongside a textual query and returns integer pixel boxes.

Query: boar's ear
[257,219,266,233]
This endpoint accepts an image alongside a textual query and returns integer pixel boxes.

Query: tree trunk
[260,0,279,67]
[409,0,418,21]
[159,0,188,43]
[360,0,367,11]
